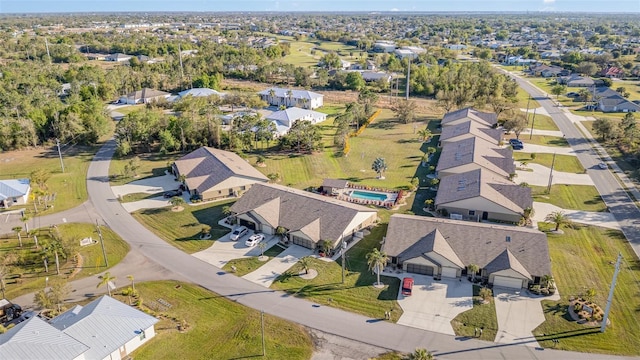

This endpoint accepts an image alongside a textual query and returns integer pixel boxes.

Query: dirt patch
[309,328,391,360]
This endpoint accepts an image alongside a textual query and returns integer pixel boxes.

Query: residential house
[177,88,226,99]
[118,88,170,104]
[440,107,498,128]
[382,214,551,289]
[600,66,624,79]
[0,296,158,360]
[105,53,132,62]
[360,71,393,83]
[559,75,596,87]
[436,137,515,179]
[173,147,268,201]
[594,87,640,112]
[320,178,349,195]
[528,63,566,77]
[0,179,31,208]
[445,44,467,51]
[393,48,417,60]
[373,41,396,53]
[265,107,327,135]
[434,168,531,223]
[229,183,377,249]
[438,120,503,146]
[258,87,324,109]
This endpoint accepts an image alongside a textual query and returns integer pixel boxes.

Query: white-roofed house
[0,178,31,208]
[265,107,327,135]
[118,88,170,105]
[177,88,226,99]
[258,87,323,109]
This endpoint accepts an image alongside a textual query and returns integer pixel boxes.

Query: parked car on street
[245,233,265,247]
[230,226,249,241]
[598,162,608,169]
[163,189,183,198]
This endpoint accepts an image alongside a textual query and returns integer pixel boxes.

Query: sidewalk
[532,202,620,230]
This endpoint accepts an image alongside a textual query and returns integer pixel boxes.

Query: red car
[402,277,414,296]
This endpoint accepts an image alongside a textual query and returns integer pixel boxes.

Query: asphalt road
[82,139,636,360]
[504,71,640,260]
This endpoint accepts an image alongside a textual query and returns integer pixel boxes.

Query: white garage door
[441,267,458,278]
[493,276,523,289]
[261,224,274,235]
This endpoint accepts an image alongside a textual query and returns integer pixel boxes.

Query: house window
[241,186,246,190]
[468,210,475,216]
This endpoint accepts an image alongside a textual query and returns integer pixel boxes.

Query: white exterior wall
[489,269,528,289]
[101,325,156,360]
[438,197,521,223]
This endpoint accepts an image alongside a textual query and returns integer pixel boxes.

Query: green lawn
[118,192,163,203]
[531,184,607,212]
[109,152,179,186]
[0,146,98,214]
[533,224,640,355]
[270,225,403,321]
[450,285,499,342]
[1,222,129,299]
[128,281,313,360]
[515,153,585,173]
[581,119,638,174]
[132,200,234,254]
[222,245,286,277]
[521,135,569,147]
[515,86,541,109]
[530,114,559,131]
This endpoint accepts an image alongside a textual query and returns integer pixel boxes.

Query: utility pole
[529,108,537,140]
[178,43,185,89]
[44,37,51,64]
[56,138,65,173]
[261,310,266,356]
[405,61,411,101]
[547,152,556,193]
[525,95,531,123]
[341,236,347,284]
[601,253,622,333]
[96,221,108,267]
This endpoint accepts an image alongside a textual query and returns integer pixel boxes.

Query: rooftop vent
[506,236,511,242]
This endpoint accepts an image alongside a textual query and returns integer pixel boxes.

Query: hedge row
[343,109,381,156]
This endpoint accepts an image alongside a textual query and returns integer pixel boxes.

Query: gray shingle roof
[50,296,158,360]
[322,178,349,189]
[436,137,515,177]
[229,183,376,242]
[382,214,551,277]
[484,249,532,279]
[435,168,532,214]
[0,316,89,360]
[441,107,497,127]
[439,120,502,144]
[174,147,268,194]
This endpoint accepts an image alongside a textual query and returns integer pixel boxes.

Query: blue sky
[1,0,638,13]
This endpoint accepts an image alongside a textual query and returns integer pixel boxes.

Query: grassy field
[249,108,437,191]
[450,285,499,342]
[132,199,234,254]
[128,281,313,360]
[109,152,179,186]
[1,222,129,299]
[515,153,585,173]
[222,245,286,277]
[531,184,607,212]
[518,135,569,147]
[529,113,560,131]
[118,192,164,203]
[533,223,640,355]
[0,145,97,215]
[270,225,403,321]
[278,36,362,67]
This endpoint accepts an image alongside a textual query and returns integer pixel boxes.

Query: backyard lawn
[515,153,585,173]
[132,199,235,253]
[531,184,607,212]
[533,223,640,355]
[450,285,499,342]
[128,281,313,360]
[1,222,129,299]
[270,224,403,321]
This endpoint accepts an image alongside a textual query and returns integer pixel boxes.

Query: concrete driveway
[111,172,180,198]
[242,245,314,287]
[516,163,594,186]
[192,231,278,267]
[396,276,472,335]
[493,288,559,347]
[532,202,620,230]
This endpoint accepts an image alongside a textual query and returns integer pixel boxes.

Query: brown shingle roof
[441,107,497,127]
[436,137,515,177]
[382,214,551,277]
[439,120,502,144]
[174,147,268,194]
[229,183,377,243]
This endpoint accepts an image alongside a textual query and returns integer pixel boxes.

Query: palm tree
[371,157,388,179]
[12,226,23,247]
[522,206,535,226]
[127,274,135,290]
[178,174,187,183]
[584,288,597,302]
[541,274,553,289]
[275,226,288,243]
[407,348,434,360]
[545,211,572,231]
[169,196,185,209]
[467,264,479,282]
[299,256,311,275]
[417,129,432,143]
[268,88,276,105]
[97,272,116,296]
[479,287,493,303]
[257,242,267,258]
[21,214,30,233]
[286,89,294,107]
[366,248,389,286]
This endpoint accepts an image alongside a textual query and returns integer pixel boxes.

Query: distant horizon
[1,0,639,14]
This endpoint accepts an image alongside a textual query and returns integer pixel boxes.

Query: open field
[128,281,313,360]
[533,223,640,355]
[109,152,179,186]
[0,145,97,214]
[515,153,585,173]
[451,285,499,342]
[1,222,129,299]
[270,225,403,321]
[531,184,607,212]
[132,199,234,254]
